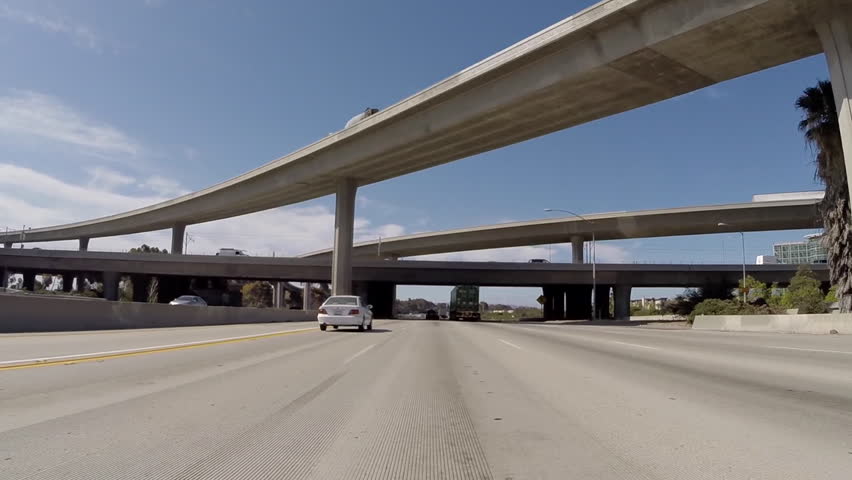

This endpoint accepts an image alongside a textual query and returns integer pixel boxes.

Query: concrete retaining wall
[692,313,852,334]
[0,295,317,333]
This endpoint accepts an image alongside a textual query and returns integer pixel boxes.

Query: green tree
[129,244,169,254]
[690,298,737,322]
[737,275,769,303]
[241,281,273,308]
[825,285,839,304]
[781,265,828,314]
[766,282,785,310]
[796,80,851,312]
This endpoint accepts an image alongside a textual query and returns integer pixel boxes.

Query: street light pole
[545,208,597,320]
[739,231,746,304]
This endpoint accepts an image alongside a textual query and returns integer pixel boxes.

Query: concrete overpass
[301,198,822,260]
[1,0,850,298]
[0,249,827,320]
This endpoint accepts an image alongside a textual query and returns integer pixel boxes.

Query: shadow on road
[516,318,688,328]
[326,328,393,333]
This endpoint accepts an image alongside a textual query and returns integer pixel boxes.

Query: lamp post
[544,208,596,319]
[718,223,746,304]
[184,232,195,255]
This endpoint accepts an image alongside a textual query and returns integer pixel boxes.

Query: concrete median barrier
[692,313,852,334]
[0,295,317,333]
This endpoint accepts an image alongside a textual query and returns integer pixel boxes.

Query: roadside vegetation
[658,265,834,323]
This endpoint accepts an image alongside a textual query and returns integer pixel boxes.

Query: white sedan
[317,295,373,331]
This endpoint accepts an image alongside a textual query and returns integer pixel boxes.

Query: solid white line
[344,344,376,364]
[767,346,852,355]
[611,340,660,350]
[498,339,522,350]
[0,327,317,366]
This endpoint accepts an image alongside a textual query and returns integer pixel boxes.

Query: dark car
[425,309,440,320]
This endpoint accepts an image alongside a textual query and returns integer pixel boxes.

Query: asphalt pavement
[1,320,850,479]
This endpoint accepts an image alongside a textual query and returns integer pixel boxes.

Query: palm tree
[796,80,852,312]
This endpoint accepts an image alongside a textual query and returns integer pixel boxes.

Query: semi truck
[450,285,480,321]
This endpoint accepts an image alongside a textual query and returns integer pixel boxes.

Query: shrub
[782,264,828,314]
[241,281,273,308]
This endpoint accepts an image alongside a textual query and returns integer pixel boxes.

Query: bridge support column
[595,285,612,320]
[553,287,566,320]
[1,268,8,289]
[571,235,584,264]
[22,270,35,291]
[61,273,73,292]
[130,275,149,302]
[565,285,592,319]
[79,237,89,252]
[541,286,558,320]
[102,271,120,301]
[332,178,356,295]
[274,281,284,308]
[74,272,88,292]
[614,285,632,321]
[303,282,312,310]
[817,11,852,216]
[3,242,11,249]
[171,224,186,255]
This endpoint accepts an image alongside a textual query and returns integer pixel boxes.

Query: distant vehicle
[425,309,440,320]
[169,295,207,306]
[216,248,249,256]
[345,107,379,128]
[528,258,549,263]
[450,285,480,321]
[317,295,373,332]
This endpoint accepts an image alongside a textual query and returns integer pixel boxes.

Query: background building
[773,233,827,264]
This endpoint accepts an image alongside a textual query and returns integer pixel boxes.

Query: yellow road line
[0,327,316,371]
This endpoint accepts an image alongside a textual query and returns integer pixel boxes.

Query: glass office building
[773,234,827,264]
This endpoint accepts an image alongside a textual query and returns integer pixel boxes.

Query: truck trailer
[450,285,480,321]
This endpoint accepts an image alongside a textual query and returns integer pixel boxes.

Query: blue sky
[0,0,828,305]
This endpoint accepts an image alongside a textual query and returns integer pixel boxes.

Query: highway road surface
[1,320,851,479]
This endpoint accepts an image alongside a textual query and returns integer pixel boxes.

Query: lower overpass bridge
[0,249,827,320]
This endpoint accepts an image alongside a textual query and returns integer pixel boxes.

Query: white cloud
[87,166,135,191]
[0,164,405,258]
[138,175,187,197]
[0,4,100,51]
[356,194,400,215]
[0,90,141,157]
